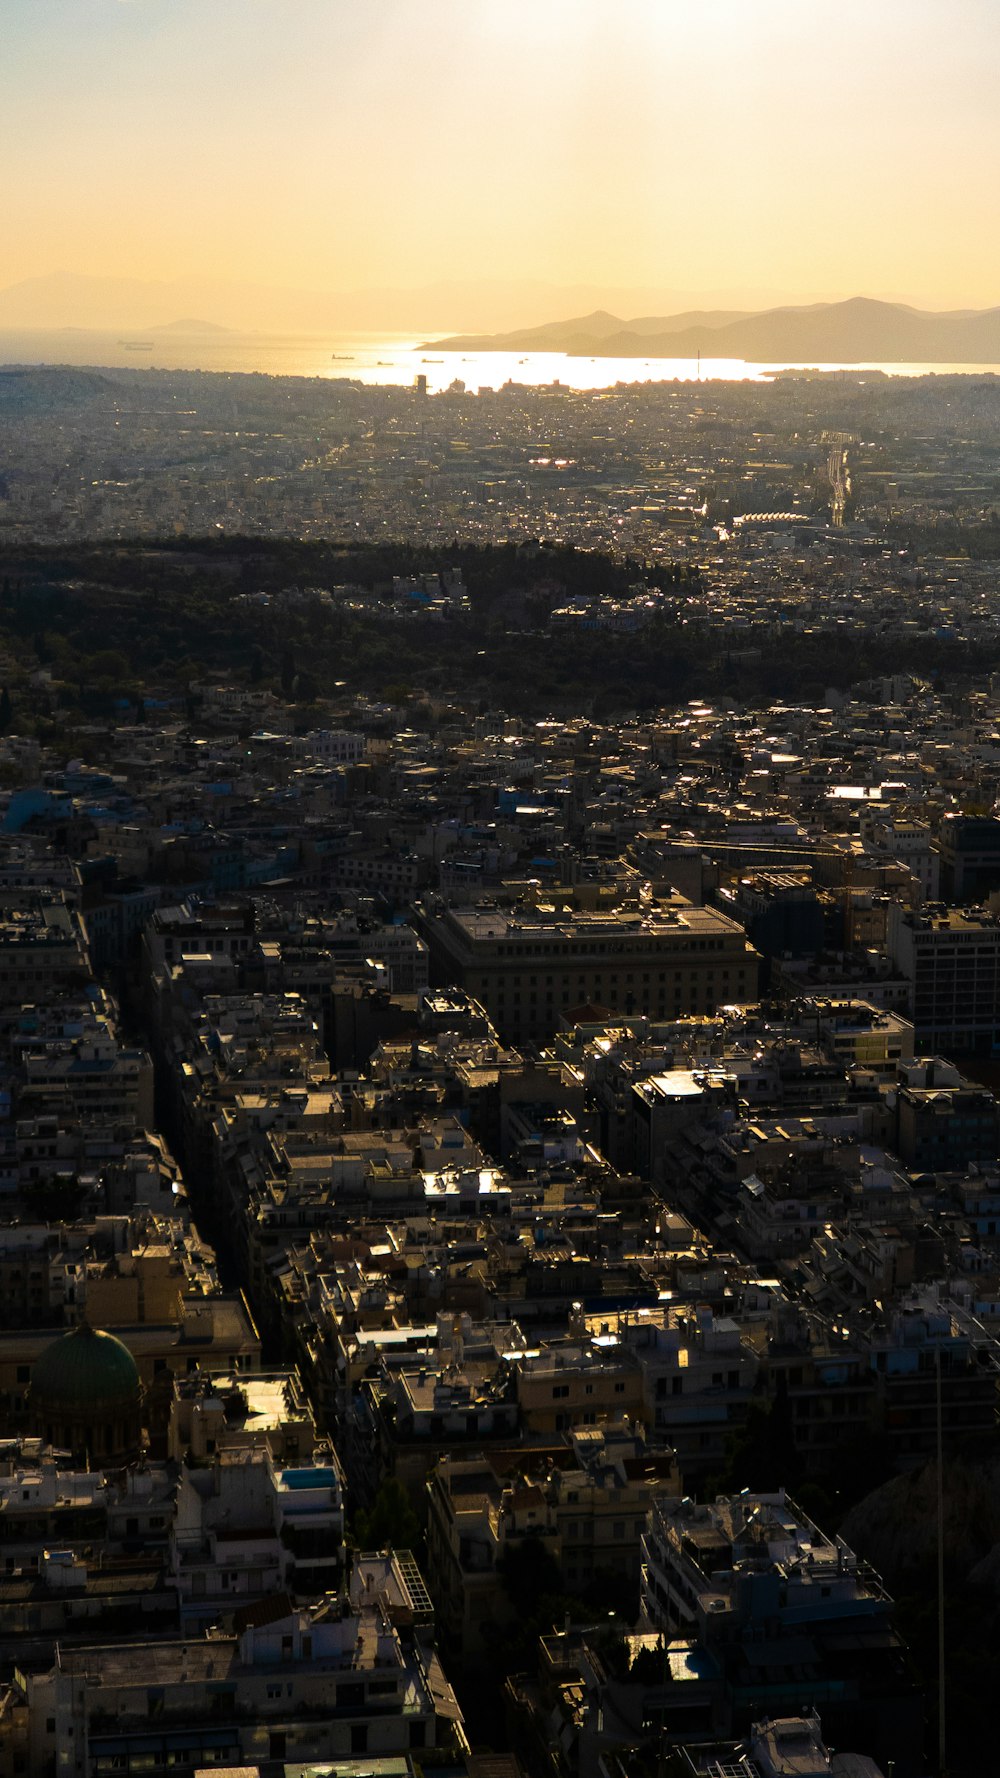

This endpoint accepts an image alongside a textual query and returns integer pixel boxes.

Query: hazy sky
[2,0,998,316]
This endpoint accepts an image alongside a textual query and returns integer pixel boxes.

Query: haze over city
[3,0,998,331]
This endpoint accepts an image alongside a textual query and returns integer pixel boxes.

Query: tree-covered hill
[0,533,991,723]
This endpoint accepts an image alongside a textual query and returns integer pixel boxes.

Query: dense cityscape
[0,354,996,1777]
[2,362,999,551]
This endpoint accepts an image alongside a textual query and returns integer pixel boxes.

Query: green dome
[31,1323,140,1413]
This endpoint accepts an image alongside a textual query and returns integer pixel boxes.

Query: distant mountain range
[0,271,754,336]
[147,317,233,334]
[4,280,997,361]
[428,297,1000,363]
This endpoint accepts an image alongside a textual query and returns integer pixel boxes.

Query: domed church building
[29,1322,144,1465]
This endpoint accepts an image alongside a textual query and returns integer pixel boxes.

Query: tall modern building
[888,902,1000,1051]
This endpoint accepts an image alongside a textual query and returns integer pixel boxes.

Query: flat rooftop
[441,903,745,941]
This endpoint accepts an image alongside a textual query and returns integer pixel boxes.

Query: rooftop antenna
[936,1343,947,1776]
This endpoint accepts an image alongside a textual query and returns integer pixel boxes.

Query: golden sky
[2,0,998,320]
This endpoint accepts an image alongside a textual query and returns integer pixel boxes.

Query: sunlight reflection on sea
[2,329,998,389]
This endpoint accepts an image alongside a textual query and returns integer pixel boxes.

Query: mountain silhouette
[429,297,1000,363]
